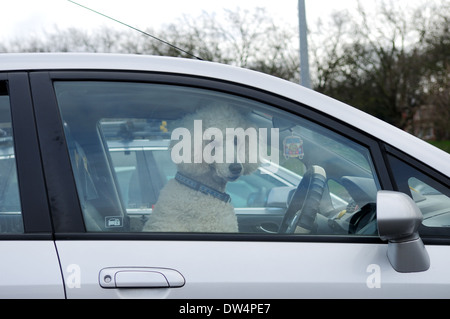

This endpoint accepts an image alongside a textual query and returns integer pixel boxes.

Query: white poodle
[143,104,259,232]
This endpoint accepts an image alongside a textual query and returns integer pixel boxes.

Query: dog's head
[170,103,260,185]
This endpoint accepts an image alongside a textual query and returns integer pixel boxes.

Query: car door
[0,73,64,298]
[30,71,450,299]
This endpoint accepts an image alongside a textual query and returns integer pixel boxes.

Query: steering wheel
[279,165,327,234]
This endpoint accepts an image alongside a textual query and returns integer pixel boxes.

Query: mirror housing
[377,191,430,273]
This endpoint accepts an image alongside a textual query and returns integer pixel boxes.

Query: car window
[54,81,381,235]
[0,81,23,233]
[388,155,450,232]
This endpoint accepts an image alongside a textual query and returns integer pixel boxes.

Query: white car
[0,53,449,299]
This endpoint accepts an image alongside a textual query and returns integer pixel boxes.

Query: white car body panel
[56,241,450,298]
[1,53,449,299]
[1,53,449,178]
[0,241,65,298]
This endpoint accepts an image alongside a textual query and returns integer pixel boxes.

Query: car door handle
[99,267,185,288]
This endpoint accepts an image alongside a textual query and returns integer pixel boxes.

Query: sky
[0,0,370,42]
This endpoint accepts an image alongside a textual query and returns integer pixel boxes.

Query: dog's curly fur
[143,104,259,232]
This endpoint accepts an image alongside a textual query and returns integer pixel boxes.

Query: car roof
[1,53,449,177]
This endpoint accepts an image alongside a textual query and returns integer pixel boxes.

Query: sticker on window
[283,134,304,159]
[105,216,123,228]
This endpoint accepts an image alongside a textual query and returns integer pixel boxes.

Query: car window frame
[384,144,450,242]
[0,72,53,239]
[30,70,393,243]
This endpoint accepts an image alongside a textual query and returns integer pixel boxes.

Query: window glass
[0,81,23,233]
[54,81,380,235]
[388,155,450,230]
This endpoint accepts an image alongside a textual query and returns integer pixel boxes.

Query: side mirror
[377,191,430,273]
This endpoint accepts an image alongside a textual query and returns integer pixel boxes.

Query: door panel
[0,241,65,298]
[55,240,450,298]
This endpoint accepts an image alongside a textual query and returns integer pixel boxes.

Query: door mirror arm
[377,191,430,273]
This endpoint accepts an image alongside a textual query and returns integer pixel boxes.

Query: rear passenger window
[0,81,23,233]
[54,81,381,235]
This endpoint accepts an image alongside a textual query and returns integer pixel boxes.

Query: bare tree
[310,0,449,133]
[138,7,300,80]
[415,0,450,139]
[1,3,447,139]
[0,7,299,82]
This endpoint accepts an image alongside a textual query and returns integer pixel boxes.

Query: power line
[67,0,203,60]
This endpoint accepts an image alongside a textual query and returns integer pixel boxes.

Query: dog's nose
[229,163,242,175]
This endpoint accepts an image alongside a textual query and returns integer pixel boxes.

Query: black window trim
[0,72,53,239]
[31,70,392,243]
[29,72,86,234]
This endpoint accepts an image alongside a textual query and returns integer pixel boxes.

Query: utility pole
[298,0,311,88]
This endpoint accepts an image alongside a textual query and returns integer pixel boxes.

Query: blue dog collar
[175,172,231,203]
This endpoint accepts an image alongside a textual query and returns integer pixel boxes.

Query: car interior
[54,81,383,235]
[0,85,23,234]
